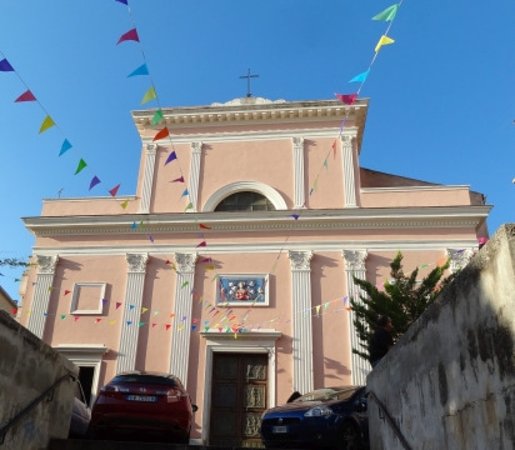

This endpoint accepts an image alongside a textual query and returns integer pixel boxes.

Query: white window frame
[70,282,107,315]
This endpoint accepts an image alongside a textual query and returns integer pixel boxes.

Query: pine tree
[350,252,451,362]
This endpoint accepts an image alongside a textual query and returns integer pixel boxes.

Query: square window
[70,283,107,315]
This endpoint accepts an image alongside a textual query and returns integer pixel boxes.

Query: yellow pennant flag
[120,200,129,209]
[141,86,157,104]
[375,35,395,53]
[39,115,55,133]
[141,307,149,314]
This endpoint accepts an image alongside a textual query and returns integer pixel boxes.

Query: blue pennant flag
[128,63,149,77]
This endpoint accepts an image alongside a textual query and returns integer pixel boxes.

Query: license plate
[126,395,157,402]
[272,425,288,434]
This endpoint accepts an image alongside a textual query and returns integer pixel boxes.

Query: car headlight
[304,405,333,417]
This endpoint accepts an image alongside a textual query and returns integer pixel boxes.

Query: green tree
[350,252,451,362]
[0,258,28,268]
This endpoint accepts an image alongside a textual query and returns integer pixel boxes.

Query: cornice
[23,206,491,238]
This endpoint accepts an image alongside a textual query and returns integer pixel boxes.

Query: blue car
[260,386,368,450]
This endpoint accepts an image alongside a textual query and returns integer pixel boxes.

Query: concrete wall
[0,310,78,450]
[367,224,515,450]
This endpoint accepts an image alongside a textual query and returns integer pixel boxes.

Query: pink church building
[19,96,489,446]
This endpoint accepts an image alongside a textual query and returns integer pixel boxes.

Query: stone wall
[367,224,515,450]
[0,310,78,450]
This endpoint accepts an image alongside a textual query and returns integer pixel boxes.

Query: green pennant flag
[141,86,157,104]
[74,158,87,175]
[185,202,193,211]
[372,4,399,21]
[151,109,164,125]
[39,115,55,133]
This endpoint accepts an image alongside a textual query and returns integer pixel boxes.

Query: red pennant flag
[165,324,172,330]
[170,176,185,183]
[115,302,122,309]
[95,318,102,323]
[64,290,71,296]
[335,93,358,105]
[109,184,121,197]
[74,316,80,322]
[153,127,169,141]
[117,28,140,44]
[196,241,207,248]
[15,90,36,102]
[199,224,211,230]
[11,307,17,315]
[152,322,157,328]
[332,140,337,159]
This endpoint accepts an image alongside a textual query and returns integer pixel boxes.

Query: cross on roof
[239,68,259,98]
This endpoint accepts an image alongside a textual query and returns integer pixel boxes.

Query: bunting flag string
[0,49,123,201]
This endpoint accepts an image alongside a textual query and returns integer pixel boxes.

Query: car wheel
[340,423,363,450]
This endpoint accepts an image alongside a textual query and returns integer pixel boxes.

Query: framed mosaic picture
[216,274,269,307]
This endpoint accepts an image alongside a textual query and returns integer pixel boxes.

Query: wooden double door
[209,353,268,448]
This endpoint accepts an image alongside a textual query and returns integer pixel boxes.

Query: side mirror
[192,404,198,413]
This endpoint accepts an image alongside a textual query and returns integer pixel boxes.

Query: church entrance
[209,353,268,448]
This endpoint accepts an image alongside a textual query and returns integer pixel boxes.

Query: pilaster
[343,249,370,385]
[288,250,314,393]
[27,255,59,339]
[340,135,358,208]
[169,253,197,386]
[188,142,202,212]
[139,144,158,213]
[292,137,305,209]
[117,253,148,373]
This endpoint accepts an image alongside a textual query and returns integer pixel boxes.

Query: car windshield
[111,374,178,387]
[295,387,358,403]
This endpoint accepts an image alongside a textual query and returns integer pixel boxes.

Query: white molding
[70,282,107,315]
[188,142,202,212]
[361,185,472,193]
[29,239,479,256]
[200,331,281,445]
[202,181,288,212]
[142,128,358,146]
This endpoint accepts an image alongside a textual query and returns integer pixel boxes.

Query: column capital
[126,253,149,272]
[343,250,368,271]
[36,255,59,274]
[174,253,197,273]
[145,143,159,154]
[446,248,475,273]
[191,141,203,154]
[288,250,313,271]
[292,136,304,148]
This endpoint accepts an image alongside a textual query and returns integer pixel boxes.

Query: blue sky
[0,0,513,300]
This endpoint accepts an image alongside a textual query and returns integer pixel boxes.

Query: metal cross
[239,68,259,98]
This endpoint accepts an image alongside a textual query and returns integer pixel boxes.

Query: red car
[88,371,197,443]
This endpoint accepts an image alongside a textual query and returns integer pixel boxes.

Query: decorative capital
[343,250,368,271]
[288,250,313,271]
[339,135,354,148]
[446,248,475,273]
[126,253,149,272]
[191,142,203,154]
[174,253,197,273]
[146,143,159,155]
[292,136,304,149]
[36,255,59,274]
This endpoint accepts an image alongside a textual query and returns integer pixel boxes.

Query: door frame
[200,331,281,445]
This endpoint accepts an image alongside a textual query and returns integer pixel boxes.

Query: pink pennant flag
[170,176,185,183]
[15,90,36,102]
[152,322,157,328]
[95,318,102,324]
[199,223,211,230]
[109,184,121,197]
[196,241,207,248]
[117,28,139,44]
[335,93,357,105]
[74,316,80,322]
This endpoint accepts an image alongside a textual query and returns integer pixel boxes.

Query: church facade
[19,97,489,446]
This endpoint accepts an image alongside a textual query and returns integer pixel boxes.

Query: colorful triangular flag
[184,202,193,211]
[374,35,395,53]
[349,69,370,83]
[109,184,121,197]
[74,159,87,175]
[39,115,55,133]
[15,90,36,102]
[199,224,211,230]
[196,241,207,248]
[117,28,139,44]
[120,200,129,209]
[141,86,157,104]
[0,58,14,72]
[115,0,128,4]
[89,176,101,190]
[164,151,177,165]
[153,127,169,141]
[170,176,185,183]
[372,4,399,22]
[181,188,189,197]
[128,63,148,77]
[59,139,72,156]
[151,109,164,126]
[335,93,357,105]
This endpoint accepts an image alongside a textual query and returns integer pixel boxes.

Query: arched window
[214,191,275,212]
